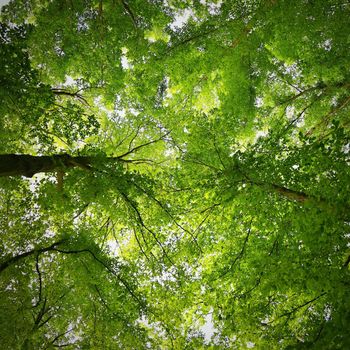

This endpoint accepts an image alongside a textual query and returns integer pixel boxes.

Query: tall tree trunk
[254,180,349,219]
[269,183,309,202]
[237,168,311,203]
[0,154,92,177]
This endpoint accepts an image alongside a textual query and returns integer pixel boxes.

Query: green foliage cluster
[0,0,349,348]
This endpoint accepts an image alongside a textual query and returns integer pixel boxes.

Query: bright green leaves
[0,23,53,152]
[1,0,350,348]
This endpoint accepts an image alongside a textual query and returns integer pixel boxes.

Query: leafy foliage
[1,0,350,348]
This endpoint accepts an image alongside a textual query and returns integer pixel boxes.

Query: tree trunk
[259,181,349,219]
[0,154,92,177]
[270,183,309,202]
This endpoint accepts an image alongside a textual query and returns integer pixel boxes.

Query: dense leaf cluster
[0,0,349,349]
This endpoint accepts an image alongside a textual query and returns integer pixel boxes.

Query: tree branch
[120,0,138,28]
[116,131,171,161]
[52,88,89,106]
[119,191,175,266]
[271,292,327,323]
[342,254,350,269]
[220,220,253,278]
[278,84,325,105]
[128,179,203,253]
[52,247,145,308]
[49,329,74,348]
[0,239,66,273]
[33,253,43,308]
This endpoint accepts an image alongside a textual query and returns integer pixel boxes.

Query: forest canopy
[0,0,349,349]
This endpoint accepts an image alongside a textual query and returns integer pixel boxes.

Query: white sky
[0,0,10,8]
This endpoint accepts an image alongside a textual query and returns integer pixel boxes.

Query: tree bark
[270,183,309,202]
[258,181,349,219]
[0,154,92,177]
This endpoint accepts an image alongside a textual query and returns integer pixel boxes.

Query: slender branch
[1,238,145,316]
[53,343,76,348]
[281,98,320,136]
[72,203,90,221]
[38,314,54,329]
[165,13,247,55]
[94,284,111,310]
[220,220,253,278]
[238,272,263,298]
[342,254,350,269]
[52,247,145,308]
[129,179,202,253]
[268,238,279,256]
[278,84,324,105]
[119,191,175,266]
[167,27,218,53]
[51,88,89,106]
[271,292,327,323]
[193,205,219,240]
[120,0,137,28]
[128,124,142,152]
[34,297,47,328]
[313,321,325,344]
[132,227,152,263]
[184,157,222,172]
[307,94,350,137]
[36,126,73,150]
[116,131,171,160]
[119,158,165,165]
[49,329,74,348]
[34,253,43,308]
[0,239,66,273]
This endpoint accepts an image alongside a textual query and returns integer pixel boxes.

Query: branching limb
[278,84,324,105]
[269,292,327,324]
[33,297,48,329]
[192,201,225,243]
[51,88,89,106]
[33,253,43,308]
[220,220,253,278]
[49,329,74,348]
[307,94,350,138]
[120,0,137,28]
[72,203,90,221]
[52,247,145,308]
[128,124,142,152]
[128,179,203,253]
[132,228,152,263]
[184,157,222,172]
[119,191,175,266]
[94,284,111,310]
[0,239,67,273]
[116,131,171,161]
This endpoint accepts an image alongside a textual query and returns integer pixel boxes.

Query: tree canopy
[0,0,349,349]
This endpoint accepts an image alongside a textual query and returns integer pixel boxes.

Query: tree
[1,0,350,348]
